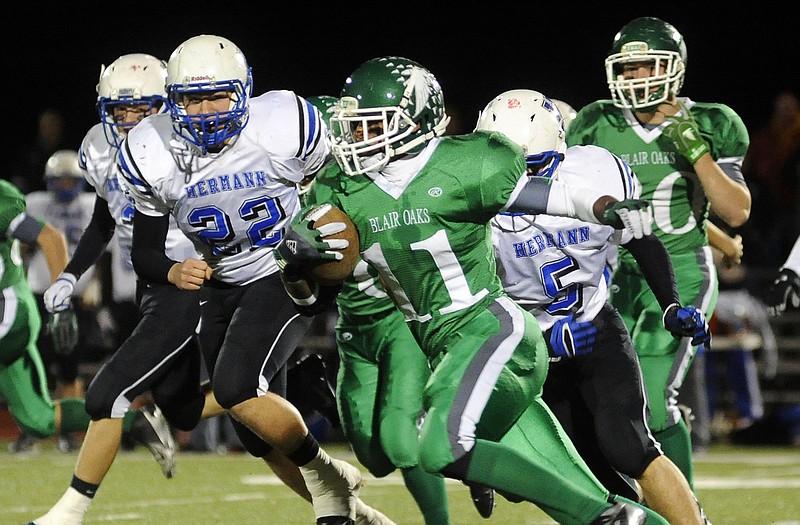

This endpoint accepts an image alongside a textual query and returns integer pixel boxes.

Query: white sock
[299,448,360,519]
[33,487,91,525]
[299,447,336,491]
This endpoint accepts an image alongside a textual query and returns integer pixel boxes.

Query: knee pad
[211,374,251,410]
[85,374,132,420]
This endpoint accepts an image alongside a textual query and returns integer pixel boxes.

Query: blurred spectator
[742,90,800,269]
[705,254,778,443]
[8,109,67,194]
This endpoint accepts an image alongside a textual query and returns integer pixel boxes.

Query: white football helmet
[475,89,566,179]
[166,34,252,154]
[45,150,86,201]
[96,53,167,148]
[552,99,577,132]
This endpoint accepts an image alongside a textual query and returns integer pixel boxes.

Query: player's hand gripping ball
[276,203,360,284]
[306,204,359,284]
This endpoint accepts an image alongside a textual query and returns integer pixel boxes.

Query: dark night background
[7,4,798,163]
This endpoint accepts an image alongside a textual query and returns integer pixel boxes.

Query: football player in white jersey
[25,53,195,525]
[480,89,711,525]
[24,150,95,407]
[118,36,369,525]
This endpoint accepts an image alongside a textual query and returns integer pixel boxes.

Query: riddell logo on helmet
[189,75,215,82]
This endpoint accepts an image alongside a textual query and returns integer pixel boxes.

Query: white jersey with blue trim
[492,145,640,330]
[80,123,199,270]
[119,90,329,285]
[24,190,95,295]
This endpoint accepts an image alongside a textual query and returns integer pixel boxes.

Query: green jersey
[567,98,749,264]
[336,258,397,320]
[0,180,31,289]
[308,132,526,358]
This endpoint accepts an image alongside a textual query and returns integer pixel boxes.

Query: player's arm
[10,212,68,283]
[279,271,341,316]
[43,196,118,313]
[695,156,750,227]
[13,214,79,353]
[274,203,345,315]
[624,233,711,349]
[707,221,743,268]
[661,101,751,227]
[623,234,679,311]
[505,176,653,238]
[131,210,210,290]
[65,196,116,278]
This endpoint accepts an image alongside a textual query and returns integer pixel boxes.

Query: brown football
[305,204,360,285]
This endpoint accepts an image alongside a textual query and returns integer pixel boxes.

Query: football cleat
[467,483,496,519]
[8,432,39,455]
[590,501,646,525]
[129,405,177,478]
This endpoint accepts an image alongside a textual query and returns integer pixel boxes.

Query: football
[305,203,360,285]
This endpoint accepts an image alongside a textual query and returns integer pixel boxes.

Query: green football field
[3,441,799,524]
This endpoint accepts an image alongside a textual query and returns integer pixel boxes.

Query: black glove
[48,309,79,355]
[275,204,348,278]
[662,303,711,353]
[766,268,800,316]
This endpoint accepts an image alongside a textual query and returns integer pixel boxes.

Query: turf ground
[3,441,799,524]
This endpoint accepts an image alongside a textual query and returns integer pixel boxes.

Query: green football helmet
[306,95,338,127]
[329,56,450,176]
[605,17,687,111]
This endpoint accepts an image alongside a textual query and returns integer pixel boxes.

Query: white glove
[603,199,653,239]
[43,272,77,313]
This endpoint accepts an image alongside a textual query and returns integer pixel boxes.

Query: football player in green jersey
[277,57,669,525]
[0,180,166,473]
[306,95,453,524]
[567,16,751,488]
